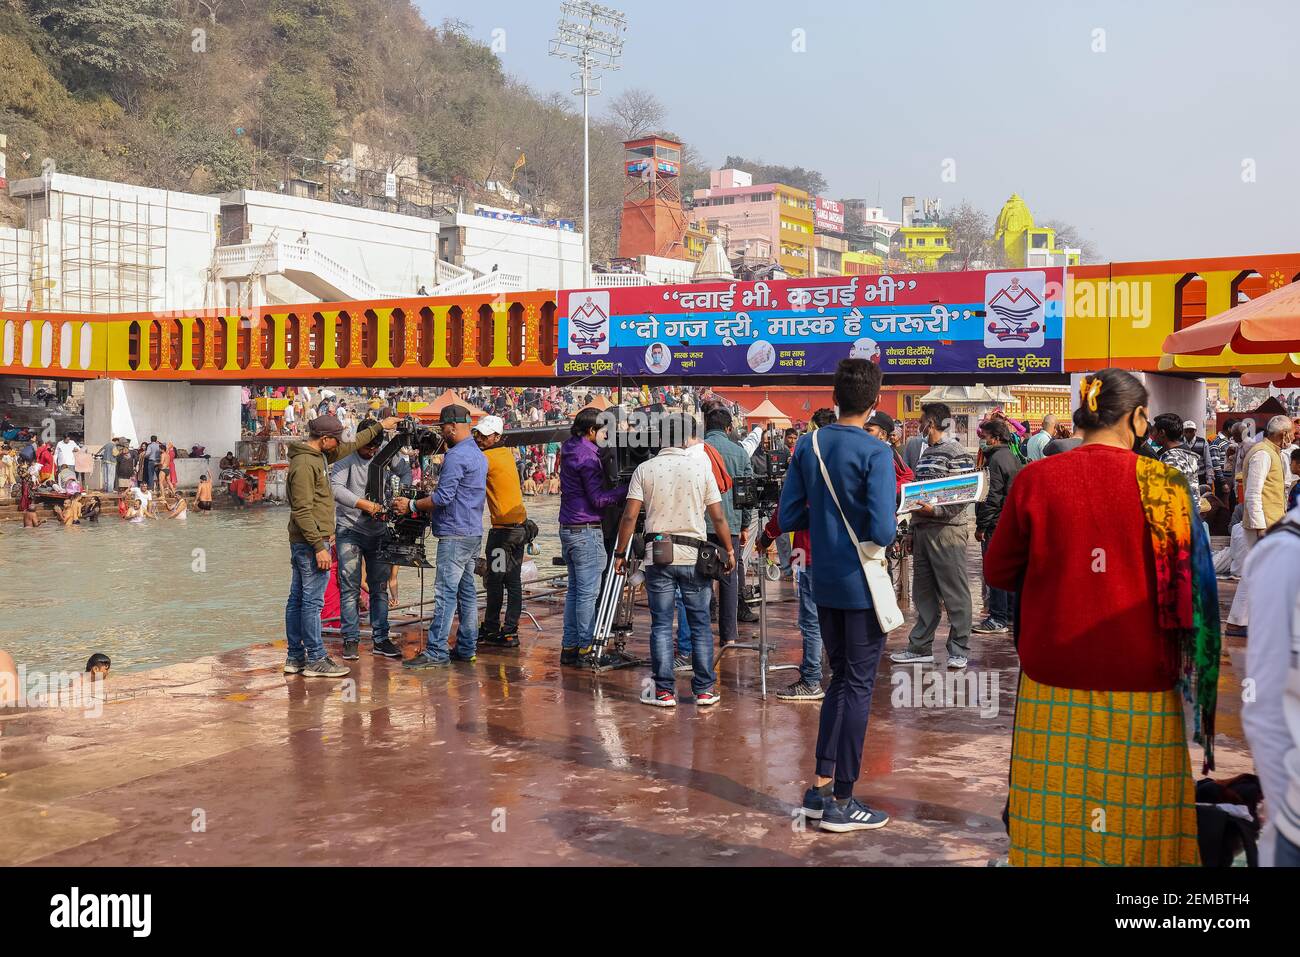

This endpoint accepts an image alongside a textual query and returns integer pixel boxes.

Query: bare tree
[1040,218,1101,264]
[606,87,666,140]
[942,201,995,271]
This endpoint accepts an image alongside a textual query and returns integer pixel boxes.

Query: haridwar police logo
[983,271,1047,349]
[567,291,610,355]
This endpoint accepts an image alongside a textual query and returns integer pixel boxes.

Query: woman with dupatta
[985,368,1219,866]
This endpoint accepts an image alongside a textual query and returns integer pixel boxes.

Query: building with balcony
[689,169,815,278]
[897,222,952,270]
[841,249,885,276]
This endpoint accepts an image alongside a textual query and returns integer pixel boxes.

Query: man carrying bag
[778,359,899,833]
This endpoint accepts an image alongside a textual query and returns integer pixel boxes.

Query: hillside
[0,0,639,256]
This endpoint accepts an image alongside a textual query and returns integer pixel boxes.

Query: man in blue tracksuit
[778,358,897,833]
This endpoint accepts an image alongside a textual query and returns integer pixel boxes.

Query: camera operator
[558,407,627,667]
[759,407,837,701]
[329,418,409,661]
[284,412,398,679]
[613,413,735,707]
[473,415,529,649]
[394,406,487,668]
[780,359,896,832]
[703,406,754,647]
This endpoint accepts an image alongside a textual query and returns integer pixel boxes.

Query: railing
[434,259,471,285]
[213,242,405,300]
[592,273,653,287]
[430,269,526,296]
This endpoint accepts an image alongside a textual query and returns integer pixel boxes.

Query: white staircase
[213,241,406,302]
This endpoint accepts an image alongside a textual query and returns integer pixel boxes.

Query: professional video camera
[731,437,788,512]
[365,419,445,568]
[596,405,685,482]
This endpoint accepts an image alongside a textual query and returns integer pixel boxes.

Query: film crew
[284,412,397,678]
[781,358,897,832]
[890,402,977,669]
[760,407,837,701]
[613,412,735,707]
[558,407,627,667]
[329,418,408,661]
[396,405,488,668]
[473,415,531,649]
[703,406,754,645]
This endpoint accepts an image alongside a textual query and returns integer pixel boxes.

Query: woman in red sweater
[985,368,1219,867]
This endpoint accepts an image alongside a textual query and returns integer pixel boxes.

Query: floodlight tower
[549,1,627,287]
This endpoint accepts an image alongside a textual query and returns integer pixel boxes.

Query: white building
[441,210,585,291]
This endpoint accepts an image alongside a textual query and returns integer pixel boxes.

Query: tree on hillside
[30,0,180,96]
[255,66,336,158]
[720,155,827,195]
[606,88,666,140]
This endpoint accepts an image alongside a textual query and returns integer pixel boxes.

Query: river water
[0,497,565,675]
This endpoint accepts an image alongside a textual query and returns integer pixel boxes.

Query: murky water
[0,497,565,675]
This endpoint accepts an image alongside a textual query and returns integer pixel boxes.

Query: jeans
[644,564,714,694]
[674,587,693,655]
[100,460,114,492]
[286,541,330,663]
[423,535,481,661]
[337,528,392,645]
[560,525,605,650]
[797,567,823,684]
[814,605,887,799]
[484,527,525,635]
[776,532,792,574]
[1277,831,1300,867]
[981,536,1016,628]
[710,533,739,646]
[142,459,156,488]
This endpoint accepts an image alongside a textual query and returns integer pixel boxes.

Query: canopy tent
[742,398,792,427]
[1242,371,1300,389]
[581,393,611,411]
[1161,277,1300,375]
[411,390,486,422]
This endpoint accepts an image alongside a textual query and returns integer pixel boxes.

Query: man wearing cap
[395,405,488,667]
[330,419,410,661]
[473,414,528,648]
[1182,419,1212,496]
[285,412,398,678]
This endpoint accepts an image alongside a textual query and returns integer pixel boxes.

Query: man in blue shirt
[395,405,487,667]
[778,358,897,834]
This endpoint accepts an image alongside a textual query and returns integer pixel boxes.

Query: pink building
[688,169,815,277]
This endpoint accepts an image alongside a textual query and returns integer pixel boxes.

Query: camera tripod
[715,503,799,698]
[586,538,648,673]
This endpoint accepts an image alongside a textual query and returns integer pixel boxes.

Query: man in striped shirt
[891,403,978,669]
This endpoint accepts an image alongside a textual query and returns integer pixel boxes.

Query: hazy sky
[415,0,1299,263]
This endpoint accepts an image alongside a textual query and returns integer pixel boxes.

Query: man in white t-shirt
[613,412,734,708]
[55,435,78,474]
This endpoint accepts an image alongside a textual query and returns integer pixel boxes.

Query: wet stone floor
[0,544,1254,866]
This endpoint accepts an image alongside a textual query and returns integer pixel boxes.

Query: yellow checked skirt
[1008,673,1200,866]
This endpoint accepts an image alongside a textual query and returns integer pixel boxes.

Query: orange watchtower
[618,135,687,259]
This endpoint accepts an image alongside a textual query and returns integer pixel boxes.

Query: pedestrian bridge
[2,251,1298,384]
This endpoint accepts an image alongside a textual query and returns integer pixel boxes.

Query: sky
[414,0,1300,263]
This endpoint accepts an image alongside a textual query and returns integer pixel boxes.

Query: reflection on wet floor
[0,518,1256,866]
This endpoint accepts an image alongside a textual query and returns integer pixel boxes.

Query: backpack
[702,442,733,494]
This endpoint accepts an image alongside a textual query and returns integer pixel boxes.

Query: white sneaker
[947,655,969,670]
[890,650,934,664]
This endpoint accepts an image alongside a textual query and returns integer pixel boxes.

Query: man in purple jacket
[558,407,627,665]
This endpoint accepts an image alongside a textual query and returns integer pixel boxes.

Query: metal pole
[582,56,592,288]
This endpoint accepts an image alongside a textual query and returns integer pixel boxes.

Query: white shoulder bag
[810,430,904,633]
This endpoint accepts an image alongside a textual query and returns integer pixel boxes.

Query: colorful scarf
[1134,455,1220,772]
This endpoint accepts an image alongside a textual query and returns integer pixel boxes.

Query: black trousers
[708,533,739,645]
[483,527,525,634]
[814,606,887,799]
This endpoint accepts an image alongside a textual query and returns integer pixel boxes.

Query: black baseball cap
[439,405,471,425]
[867,411,896,433]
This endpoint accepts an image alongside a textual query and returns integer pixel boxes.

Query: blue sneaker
[801,786,829,820]
[403,652,448,670]
[819,797,889,833]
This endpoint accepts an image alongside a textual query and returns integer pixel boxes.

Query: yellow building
[683,221,712,262]
[841,249,885,276]
[1005,385,1073,425]
[994,193,1081,267]
[897,223,952,269]
[775,185,815,277]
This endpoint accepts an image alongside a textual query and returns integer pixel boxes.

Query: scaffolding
[0,184,168,314]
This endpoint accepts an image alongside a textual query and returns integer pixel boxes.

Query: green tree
[30,0,180,94]
[256,66,336,158]
[720,155,828,195]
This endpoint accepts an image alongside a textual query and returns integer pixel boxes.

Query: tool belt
[645,533,729,582]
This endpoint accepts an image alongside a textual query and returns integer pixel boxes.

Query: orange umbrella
[1163,279,1300,356]
[412,390,486,422]
[744,398,791,427]
[1242,371,1300,388]
[582,393,611,411]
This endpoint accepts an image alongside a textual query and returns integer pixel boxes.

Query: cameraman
[613,413,735,707]
[284,412,397,679]
[780,359,896,832]
[395,406,487,668]
[473,415,529,649]
[703,406,753,647]
[330,419,409,661]
[558,407,627,667]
